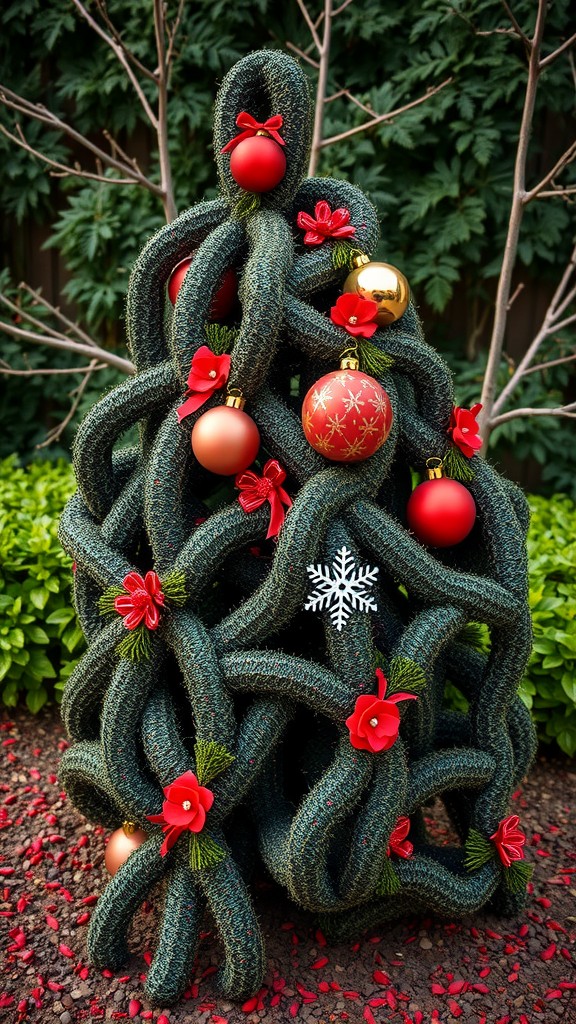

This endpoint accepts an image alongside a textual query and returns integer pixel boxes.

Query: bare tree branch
[285,40,320,69]
[490,242,576,419]
[296,0,323,52]
[479,0,548,439]
[0,320,135,375]
[165,0,187,74]
[18,284,100,349]
[325,87,374,117]
[93,0,157,80]
[70,0,158,127]
[0,361,107,376]
[490,403,576,427]
[0,89,164,196]
[333,0,355,15]
[540,30,576,68]
[308,0,333,177]
[153,0,177,222]
[522,352,576,376]
[37,359,101,448]
[524,139,576,202]
[506,281,525,310]
[501,0,531,49]
[319,78,452,148]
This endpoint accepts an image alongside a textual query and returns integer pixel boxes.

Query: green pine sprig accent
[98,586,125,616]
[464,828,495,872]
[458,622,490,653]
[116,624,152,661]
[189,832,226,871]
[161,570,187,606]
[357,338,395,380]
[204,323,239,355]
[331,243,364,271]
[232,192,260,220]
[373,649,388,675]
[375,857,401,896]
[388,657,426,696]
[444,446,475,483]
[504,860,533,894]
[194,739,235,786]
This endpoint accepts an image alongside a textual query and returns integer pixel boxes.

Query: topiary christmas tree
[58,49,536,1006]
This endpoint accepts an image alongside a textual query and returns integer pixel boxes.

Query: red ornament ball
[191,404,260,476]
[104,825,147,876]
[229,135,286,193]
[167,254,237,319]
[407,476,476,547]
[301,368,393,462]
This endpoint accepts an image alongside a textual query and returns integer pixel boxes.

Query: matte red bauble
[191,395,260,475]
[104,822,147,876]
[229,135,286,192]
[407,462,476,547]
[167,254,237,319]
[301,357,393,462]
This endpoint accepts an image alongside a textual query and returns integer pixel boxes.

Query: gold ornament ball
[343,257,409,326]
[104,822,147,876]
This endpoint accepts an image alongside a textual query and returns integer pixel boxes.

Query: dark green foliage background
[1,0,574,463]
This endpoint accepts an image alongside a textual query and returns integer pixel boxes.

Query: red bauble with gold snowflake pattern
[301,355,393,462]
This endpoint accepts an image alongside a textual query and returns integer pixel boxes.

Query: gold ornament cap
[225,389,246,410]
[425,457,444,480]
[122,820,136,836]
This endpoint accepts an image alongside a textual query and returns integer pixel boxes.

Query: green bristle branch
[388,657,427,696]
[505,861,533,894]
[161,570,187,606]
[357,339,394,380]
[189,832,226,871]
[375,857,401,896]
[444,446,475,483]
[204,323,239,355]
[116,625,152,662]
[98,586,126,616]
[194,739,235,786]
[464,828,495,872]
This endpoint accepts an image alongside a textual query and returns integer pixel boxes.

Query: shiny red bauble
[104,825,147,876]
[229,135,286,192]
[407,476,476,547]
[191,404,260,476]
[302,367,393,463]
[167,255,237,319]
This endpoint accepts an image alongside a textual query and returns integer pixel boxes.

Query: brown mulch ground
[1,706,575,1024]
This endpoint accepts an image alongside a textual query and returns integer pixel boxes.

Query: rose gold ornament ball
[191,405,261,475]
[104,824,148,876]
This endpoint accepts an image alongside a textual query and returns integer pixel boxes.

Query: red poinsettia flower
[387,816,413,859]
[330,293,378,338]
[490,814,526,868]
[147,770,214,856]
[448,403,483,458]
[235,458,292,539]
[177,346,231,422]
[114,571,165,631]
[345,668,417,753]
[296,200,356,246]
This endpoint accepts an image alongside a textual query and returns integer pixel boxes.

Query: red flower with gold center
[147,770,214,856]
[330,293,378,338]
[114,571,165,631]
[345,669,417,753]
[448,403,483,458]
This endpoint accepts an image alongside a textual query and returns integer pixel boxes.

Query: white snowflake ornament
[304,546,379,631]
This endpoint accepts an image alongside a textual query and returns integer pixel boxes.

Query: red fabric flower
[114,571,165,631]
[177,346,231,422]
[330,293,378,338]
[235,459,292,539]
[220,111,285,153]
[490,814,526,868]
[345,669,417,753]
[387,816,413,859]
[147,770,214,856]
[296,201,356,246]
[448,403,483,458]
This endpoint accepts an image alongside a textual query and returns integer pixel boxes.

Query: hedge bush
[0,456,83,712]
[1,458,574,755]
[521,494,576,757]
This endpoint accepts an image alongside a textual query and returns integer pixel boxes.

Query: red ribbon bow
[235,459,292,539]
[177,346,231,422]
[221,112,285,153]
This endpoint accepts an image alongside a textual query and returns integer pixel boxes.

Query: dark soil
[1,707,575,1024]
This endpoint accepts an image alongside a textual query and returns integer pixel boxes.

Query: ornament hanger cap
[351,252,370,269]
[122,820,136,836]
[425,457,444,480]
[226,388,246,410]
[339,345,360,371]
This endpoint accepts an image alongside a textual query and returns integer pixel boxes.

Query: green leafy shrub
[0,456,83,712]
[522,494,576,757]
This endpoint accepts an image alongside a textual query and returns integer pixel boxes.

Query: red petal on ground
[373,970,390,985]
[311,957,329,969]
[58,944,75,958]
[241,996,259,1013]
[363,1008,377,1024]
[46,915,59,930]
[540,943,557,961]
[318,982,330,993]
[76,912,90,925]
[289,1003,299,1017]
[545,990,563,1000]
